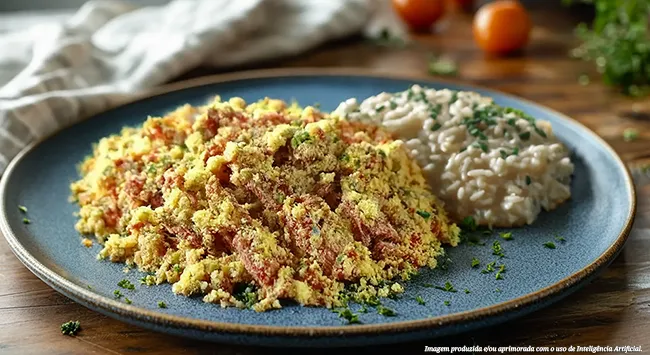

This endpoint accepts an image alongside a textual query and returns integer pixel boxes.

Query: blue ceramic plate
[0,69,635,347]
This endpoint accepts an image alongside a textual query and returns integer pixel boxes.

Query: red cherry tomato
[472,0,531,55]
[392,0,446,33]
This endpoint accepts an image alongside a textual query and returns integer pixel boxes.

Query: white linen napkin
[0,0,408,174]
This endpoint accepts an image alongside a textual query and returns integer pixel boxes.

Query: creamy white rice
[333,85,574,227]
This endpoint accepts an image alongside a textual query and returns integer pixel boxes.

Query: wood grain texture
[2,5,650,355]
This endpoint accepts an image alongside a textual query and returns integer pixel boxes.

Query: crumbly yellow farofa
[70,96,460,311]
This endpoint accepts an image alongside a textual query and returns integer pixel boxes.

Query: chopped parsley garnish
[525,176,532,185]
[87,285,92,290]
[443,300,451,306]
[376,104,385,112]
[464,289,471,294]
[495,271,505,280]
[140,275,155,286]
[22,218,30,224]
[473,141,488,153]
[423,283,434,288]
[124,297,132,305]
[471,257,480,268]
[117,279,135,290]
[233,284,258,309]
[157,301,167,308]
[431,122,442,131]
[499,232,513,240]
[416,210,431,219]
[390,101,397,110]
[61,320,81,336]
[519,131,531,140]
[377,305,396,316]
[495,288,502,293]
[481,261,496,274]
[624,128,639,142]
[18,205,27,213]
[359,305,368,313]
[290,131,312,149]
[335,308,361,324]
[460,216,477,231]
[492,240,505,258]
[114,290,123,299]
[555,235,566,242]
[434,281,457,293]
[415,296,426,305]
[543,242,557,249]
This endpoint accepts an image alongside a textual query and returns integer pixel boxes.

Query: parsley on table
[61,321,81,336]
[564,0,650,96]
[157,301,167,308]
[624,128,640,142]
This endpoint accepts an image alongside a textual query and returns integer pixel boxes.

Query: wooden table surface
[2,3,650,355]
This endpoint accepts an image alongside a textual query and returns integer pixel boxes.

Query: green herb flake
[22,218,30,224]
[499,232,513,240]
[495,288,502,293]
[423,283,434,288]
[481,261,496,274]
[495,272,505,280]
[87,285,92,290]
[140,275,155,286]
[117,279,135,290]
[390,101,397,110]
[471,257,480,268]
[173,264,181,273]
[376,104,385,112]
[113,290,123,299]
[435,281,457,293]
[158,301,167,308]
[428,57,459,77]
[415,296,426,305]
[525,176,532,185]
[61,320,81,336]
[473,141,488,153]
[443,300,451,306]
[519,132,531,140]
[335,308,361,324]
[291,131,312,149]
[18,205,27,213]
[492,240,505,258]
[543,242,557,249]
[555,235,566,242]
[359,305,368,313]
[464,289,471,294]
[125,297,132,305]
[431,122,442,131]
[416,210,431,219]
[461,216,477,232]
[233,284,258,309]
[500,150,508,159]
[623,128,639,142]
[377,305,396,316]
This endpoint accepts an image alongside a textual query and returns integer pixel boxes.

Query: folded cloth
[0,0,408,174]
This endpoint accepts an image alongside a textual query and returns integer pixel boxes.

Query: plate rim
[0,67,637,337]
